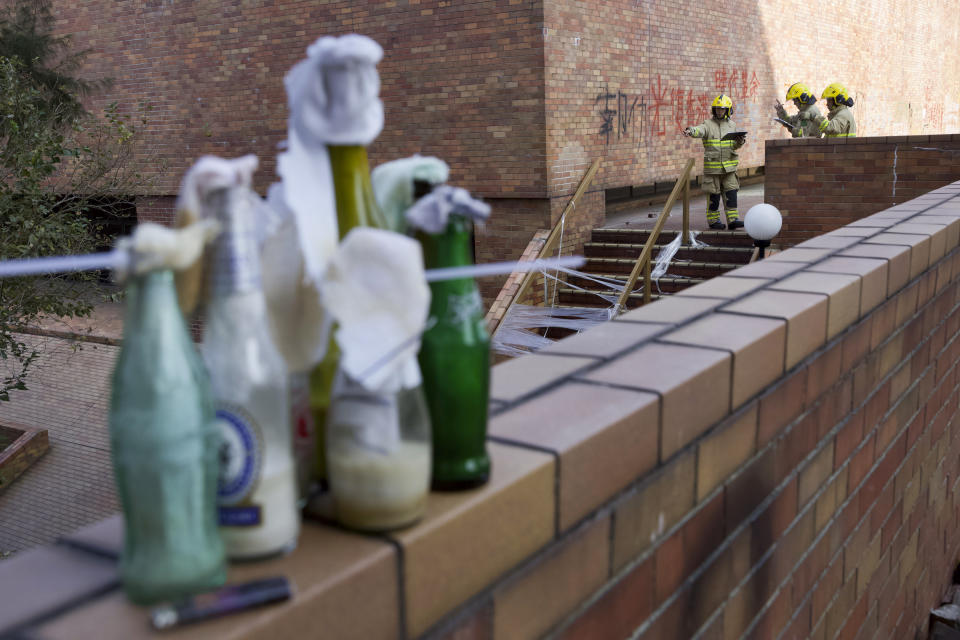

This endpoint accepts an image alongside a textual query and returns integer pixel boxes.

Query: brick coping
[2,180,960,639]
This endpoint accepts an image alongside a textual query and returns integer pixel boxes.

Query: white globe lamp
[744,203,782,259]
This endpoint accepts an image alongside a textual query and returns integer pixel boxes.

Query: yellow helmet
[711,94,733,118]
[785,82,815,104]
[822,82,853,106]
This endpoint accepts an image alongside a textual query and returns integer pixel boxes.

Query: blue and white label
[215,406,263,512]
[219,505,262,527]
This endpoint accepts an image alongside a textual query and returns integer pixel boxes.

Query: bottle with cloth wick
[278,34,391,488]
[407,182,492,489]
[320,228,433,532]
[108,222,226,604]
[181,155,301,560]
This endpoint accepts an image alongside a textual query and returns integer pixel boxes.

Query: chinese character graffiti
[594,67,762,144]
[714,68,759,102]
[595,84,642,145]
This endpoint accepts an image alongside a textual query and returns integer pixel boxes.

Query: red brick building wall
[766,134,960,245]
[50,1,960,284]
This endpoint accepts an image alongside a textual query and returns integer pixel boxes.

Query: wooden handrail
[613,158,696,315]
[488,158,601,339]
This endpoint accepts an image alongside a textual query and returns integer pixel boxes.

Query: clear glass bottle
[109,269,226,605]
[326,370,431,532]
[309,144,390,484]
[417,213,492,489]
[202,188,300,560]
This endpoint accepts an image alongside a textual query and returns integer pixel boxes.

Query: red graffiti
[923,84,944,131]
[670,87,687,132]
[614,70,761,142]
[713,68,760,102]
[672,88,711,132]
[747,71,760,100]
[928,103,944,131]
[649,75,670,137]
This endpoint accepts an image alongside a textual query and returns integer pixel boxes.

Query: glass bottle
[203,187,300,560]
[309,144,390,484]
[109,269,226,605]
[417,212,492,489]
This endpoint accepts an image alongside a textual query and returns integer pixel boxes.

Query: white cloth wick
[405,185,491,234]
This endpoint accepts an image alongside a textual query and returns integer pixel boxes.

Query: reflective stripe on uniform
[725,209,739,220]
[819,119,830,131]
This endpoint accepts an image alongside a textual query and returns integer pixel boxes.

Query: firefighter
[683,94,746,230]
[816,83,856,138]
[775,82,823,138]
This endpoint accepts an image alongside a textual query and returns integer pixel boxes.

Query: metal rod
[424,256,585,282]
[643,259,651,305]
[614,158,696,315]
[0,251,126,278]
[488,158,601,339]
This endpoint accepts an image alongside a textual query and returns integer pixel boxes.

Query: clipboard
[772,117,795,129]
[721,131,748,140]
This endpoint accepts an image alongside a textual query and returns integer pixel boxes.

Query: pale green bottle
[109,269,226,605]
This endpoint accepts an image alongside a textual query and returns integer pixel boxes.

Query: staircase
[555,227,757,310]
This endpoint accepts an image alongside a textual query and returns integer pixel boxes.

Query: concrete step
[583,242,755,264]
[591,228,754,248]
[557,283,687,308]
[579,259,741,279]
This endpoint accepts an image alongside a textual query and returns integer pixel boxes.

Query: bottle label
[219,505,262,526]
[216,405,263,526]
[446,290,482,325]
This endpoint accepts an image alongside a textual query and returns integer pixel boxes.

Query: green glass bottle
[109,269,226,605]
[417,213,492,489]
[309,144,390,483]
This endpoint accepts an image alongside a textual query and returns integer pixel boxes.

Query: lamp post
[744,203,782,260]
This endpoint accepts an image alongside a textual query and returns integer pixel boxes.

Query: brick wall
[51,0,960,271]
[436,183,960,640]
[8,183,960,640]
[767,134,960,246]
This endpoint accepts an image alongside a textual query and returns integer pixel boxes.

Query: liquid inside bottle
[326,371,431,532]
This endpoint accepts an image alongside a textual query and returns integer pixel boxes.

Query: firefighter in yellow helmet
[816,83,856,137]
[683,94,746,230]
[775,83,823,138]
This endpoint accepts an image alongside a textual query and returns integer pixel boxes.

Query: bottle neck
[328,145,389,236]
[206,188,261,297]
[123,269,181,335]
[419,216,481,320]
[418,215,474,270]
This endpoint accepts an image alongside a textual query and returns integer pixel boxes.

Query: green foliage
[0,6,157,401]
[0,0,106,122]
